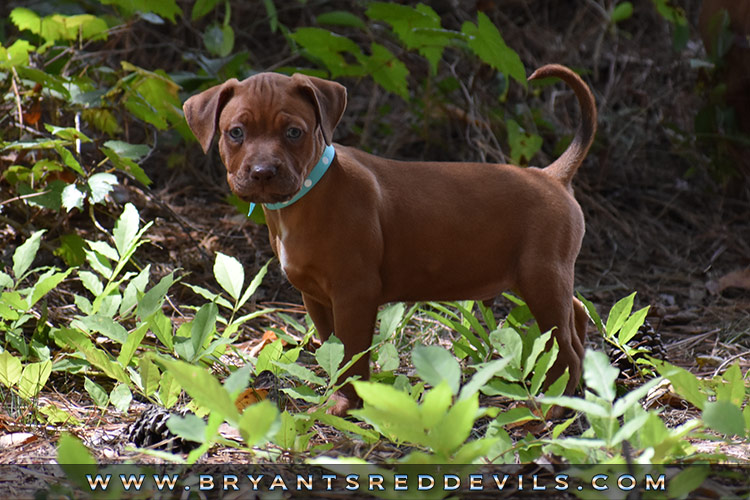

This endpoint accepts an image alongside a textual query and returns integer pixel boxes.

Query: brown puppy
[183,64,596,415]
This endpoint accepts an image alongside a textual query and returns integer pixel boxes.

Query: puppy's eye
[286,127,302,140]
[228,127,244,141]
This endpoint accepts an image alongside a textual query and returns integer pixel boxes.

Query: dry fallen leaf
[0,432,37,449]
[706,267,750,295]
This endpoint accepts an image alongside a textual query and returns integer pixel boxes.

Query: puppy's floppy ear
[183,79,239,153]
[291,74,347,145]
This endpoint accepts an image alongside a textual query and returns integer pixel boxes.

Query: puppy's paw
[325,390,361,417]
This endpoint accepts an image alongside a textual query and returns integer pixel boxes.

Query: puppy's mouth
[229,178,300,205]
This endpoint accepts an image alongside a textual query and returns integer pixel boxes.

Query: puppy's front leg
[302,293,334,341]
[326,294,379,416]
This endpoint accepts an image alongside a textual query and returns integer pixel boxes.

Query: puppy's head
[183,73,347,204]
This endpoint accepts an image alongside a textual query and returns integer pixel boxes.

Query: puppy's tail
[529,64,597,187]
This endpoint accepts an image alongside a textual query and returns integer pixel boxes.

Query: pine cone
[608,319,668,379]
[127,405,200,453]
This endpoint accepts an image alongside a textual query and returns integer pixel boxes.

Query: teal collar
[248,144,335,216]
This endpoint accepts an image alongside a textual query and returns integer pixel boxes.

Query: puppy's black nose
[250,164,278,181]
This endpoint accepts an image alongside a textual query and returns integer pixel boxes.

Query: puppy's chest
[271,232,323,295]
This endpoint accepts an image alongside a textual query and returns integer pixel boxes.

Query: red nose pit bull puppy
[183,64,596,416]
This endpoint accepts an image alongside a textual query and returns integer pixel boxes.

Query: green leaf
[703,400,746,436]
[653,360,707,410]
[364,42,409,99]
[582,350,618,402]
[62,184,86,212]
[203,23,235,58]
[101,146,152,186]
[74,314,128,344]
[617,306,649,345]
[430,392,478,456]
[376,343,400,372]
[412,344,461,395]
[237,259,270,309]
[290,28,365,78]
[109,384,133,413]
[507,119,543,165]
[350,381,424,443]
[87,173,117,204]
[0,351,23,387]
[461,13,525,88]
[611,2,634,23]
[459,358,511,400]
[84,377,109,408]
[316,336,345,381]
[716,362,745,406]
[137,271,176,320]
[604,292,635,338]
[237,400,279,446]
[190,302,218,358]
[192,0,221,20]
[667,466,711,499]
[113,203,140,259]
[214,252,245,301]
[118,323,148,367]
[377,303,405,340]
[57,433,96,466]
[158,371,181,409]
[274,361,326,386]
[317,11,366,29]
[167,413,206,443]
[139,357,161,397]
[156,357,240,425]
[17,360,52,400]
[12,230,45,280]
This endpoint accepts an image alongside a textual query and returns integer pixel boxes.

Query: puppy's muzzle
[250,163,279,182]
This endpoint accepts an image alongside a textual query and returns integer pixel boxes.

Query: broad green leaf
[350,381,424,443]
[214,252,244,301]
[158,371,181,409]
[113,203,140,259]
[611,2,634,23]
[412,344,460,395]
[139,357,160,397]
[0,351,23,387]
[375,343,399,372]
[492,405,538,427]
[507,119,543,165]
[17,360,52,400]
[539,395,610,418]
[102,140,150,161]
[459,358,511,401]
[237,259,270,309]
[137,271,176,320]
[582,350,618,402]
[118,323,148,367]
[274,361,326,386]
[203,23,234,58]
[316,336,345,380]
[61,184,85,212]
[653,360,707,410]
[190,302,218,358]
[604,292,635,338]
[317,11,366,29]
[716,362,745,406]
[377,303,405,340]
[191,0,221,20]
[255,339,284,375]
[167,413,206,443]
[57,433,96,466]
[364,42,409,99]
[617,306,649,345]
[703,400,746,436]
[667,466,711,499]
[101,146,152,186]
[78,270,103,296]
[74,314,128,344]
[238,400,279,446]
[156,357,240,425]
[461,13,525,87]
[0,272,13,290]
[12,230,45,279]
[84,377,109,408]
[419,381,452,429]
[430,392,478,456]
[28,268,73,308]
